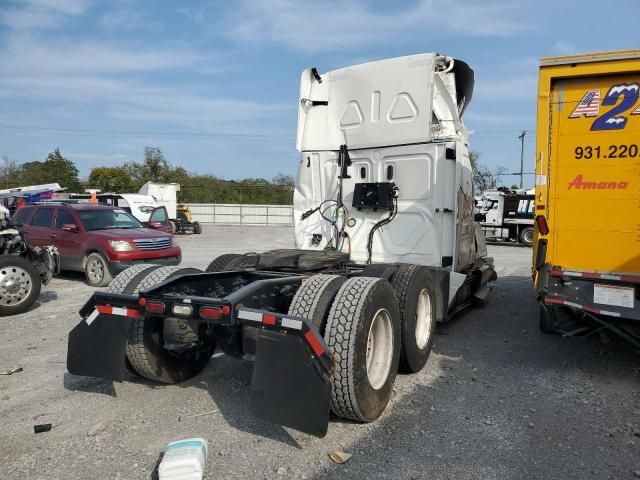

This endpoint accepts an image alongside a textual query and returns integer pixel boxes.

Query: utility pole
[518,130,526,189]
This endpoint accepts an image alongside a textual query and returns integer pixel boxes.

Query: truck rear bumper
[67,292,333,437]
[540,269,640,322]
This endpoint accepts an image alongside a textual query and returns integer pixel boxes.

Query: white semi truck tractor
[67,53,496,437]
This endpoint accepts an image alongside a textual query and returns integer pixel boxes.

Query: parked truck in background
[476,188,535,246]
[67,53,496,437]
[72,182,202,234]
[533,50,640,346]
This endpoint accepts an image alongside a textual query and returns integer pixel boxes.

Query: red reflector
[304,330,325,356]
[262,314,277,326]
[138,297,147,306]
[536,204,545,211]
[96,305,111,314]
[145,301,165,314]
[535,215,549,235]
[200,307,222,319]
[221,305,231,316]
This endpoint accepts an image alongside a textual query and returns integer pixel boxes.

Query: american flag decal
[569,89,600,118]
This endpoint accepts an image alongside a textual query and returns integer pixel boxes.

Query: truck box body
[534,50,640,321]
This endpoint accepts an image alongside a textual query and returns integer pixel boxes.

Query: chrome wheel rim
[366,308,394,390]
[0,265,33,307]
[415,289,433,349]
[87,257,104,284]
[524,230,534,243]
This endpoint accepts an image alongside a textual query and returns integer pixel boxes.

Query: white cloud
[473,74,538,101]
[100,7,162,31]
[1,36,204,76]
[0,0,90,29]
[552,41,580,56]
[223,0,526,52]
[0,34,289,133]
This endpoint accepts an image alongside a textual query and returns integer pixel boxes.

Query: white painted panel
[298,54,435,151]
[186,204,293,225]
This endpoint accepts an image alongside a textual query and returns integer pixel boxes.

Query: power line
[0,122,535,139]
[0,124,294,139]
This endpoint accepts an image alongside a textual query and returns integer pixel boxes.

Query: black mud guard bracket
[67,312,129,381]
[67,293,140,381]
[238,308,333,438]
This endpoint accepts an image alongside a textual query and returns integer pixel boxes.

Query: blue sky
[0,0,638,187]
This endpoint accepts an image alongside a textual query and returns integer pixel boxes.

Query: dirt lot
[1,226,638,479]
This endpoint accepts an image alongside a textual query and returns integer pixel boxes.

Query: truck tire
[126,266,214,383]
[0,256,41,316]
[107,264,163,294]
[205,253,244,272]
[539,304,557,334]
[287,274,346,334]
[324,277,401,422]
[519,226,534,246]
[391,265,437,373]
[107,264,163,375]
[193,222,202,234]
[84,252,113,287]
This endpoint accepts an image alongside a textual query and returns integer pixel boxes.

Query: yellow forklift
[174,204,202,234]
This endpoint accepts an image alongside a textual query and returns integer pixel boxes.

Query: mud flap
[250,329,332,437]
[67,313,129,381]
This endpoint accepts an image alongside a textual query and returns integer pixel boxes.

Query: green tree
[88,166,138,193]
[20,148,80,192]
[0,156,22,188]
[271,173,295,186]
[469,151,506,193]
[123,147,189,187]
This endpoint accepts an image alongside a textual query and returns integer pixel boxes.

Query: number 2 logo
[591,83,639,131]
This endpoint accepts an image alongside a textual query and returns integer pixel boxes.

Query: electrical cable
[366,197,398,264]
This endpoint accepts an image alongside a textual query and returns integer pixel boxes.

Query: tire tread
[324,276,379,421]
[126,266,194,381]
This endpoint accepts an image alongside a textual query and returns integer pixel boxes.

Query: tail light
[144,301,165,314]
[262,313,277,326]
[304,330,325,356]
[535,215,549,235]
[200,306,222,319]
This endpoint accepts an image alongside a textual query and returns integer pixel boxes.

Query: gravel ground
[1,226,638,480]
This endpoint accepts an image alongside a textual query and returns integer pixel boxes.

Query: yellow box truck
[533,50,640,344]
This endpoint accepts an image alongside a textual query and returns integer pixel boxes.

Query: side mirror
[474,213,486,222]
[63,223,79,232]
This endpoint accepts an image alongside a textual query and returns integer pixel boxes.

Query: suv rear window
[13,207,34,225]
[78,209,143,231]
[32,207,54,228]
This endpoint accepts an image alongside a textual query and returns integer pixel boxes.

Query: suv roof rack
[33,199,89,205]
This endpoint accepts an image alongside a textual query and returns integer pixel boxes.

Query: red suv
[14,203,181,286]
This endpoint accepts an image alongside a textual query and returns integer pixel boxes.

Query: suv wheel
[84,252,113,287]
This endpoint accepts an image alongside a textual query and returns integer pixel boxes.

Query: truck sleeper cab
[67,53,496,437]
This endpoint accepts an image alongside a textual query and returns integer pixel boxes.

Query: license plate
[593,284,635,309]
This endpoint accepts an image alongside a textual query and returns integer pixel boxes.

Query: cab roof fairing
[296,53,474,153]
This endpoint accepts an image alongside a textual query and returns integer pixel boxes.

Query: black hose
[366,197,398,263]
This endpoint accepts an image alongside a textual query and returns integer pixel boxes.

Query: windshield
[78,209,143,231]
